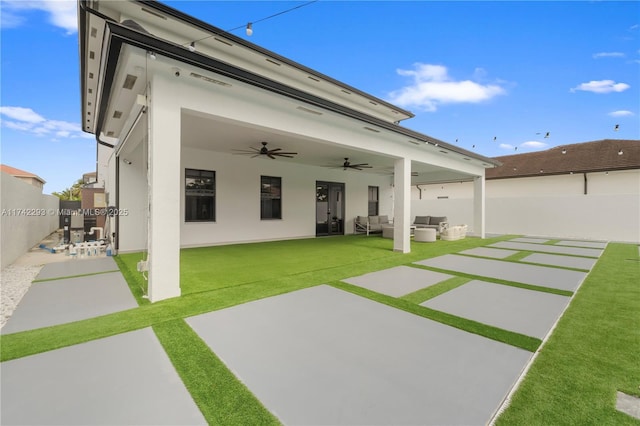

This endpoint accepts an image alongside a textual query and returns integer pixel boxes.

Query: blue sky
[1,0,638,194]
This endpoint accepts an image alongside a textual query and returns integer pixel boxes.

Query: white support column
[473,174,486,239]
[147,75,181,302]
[393,157,411,253]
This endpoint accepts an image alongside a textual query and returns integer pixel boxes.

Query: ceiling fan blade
[350,163,372,168]
[267,153,276,159]
[275,153,296,158]
[269,148,282,152]
[274,151,297,156]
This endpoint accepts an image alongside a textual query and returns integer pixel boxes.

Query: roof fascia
[134,0,414,121]
[487,166,640,180]
[94,17,499,167]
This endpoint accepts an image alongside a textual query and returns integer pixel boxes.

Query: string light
[181,1,318,48]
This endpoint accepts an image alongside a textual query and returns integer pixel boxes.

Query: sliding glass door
[316,181,345,236]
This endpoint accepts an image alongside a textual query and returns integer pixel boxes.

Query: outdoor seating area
[413,215,449,231]
[354,215,392,235]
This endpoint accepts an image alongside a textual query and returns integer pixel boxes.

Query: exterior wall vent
[141,7,168,20]
[296,106,323,115]
[122,74,137,90]
[341,89,352,95]
[439,150,448,154]
[90,27,97,38]
[190,72,232,87]
[307,76,320,82]
[408,140,420,145]
[265,58,281,66]
[113,111,123,119]
[363,127,380,133]
[89,51,95,60]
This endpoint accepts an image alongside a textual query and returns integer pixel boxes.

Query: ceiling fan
[232,141,298,159]
[335,158,373,171]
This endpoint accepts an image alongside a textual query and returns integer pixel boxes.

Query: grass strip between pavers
[330,280,541,353]
[153,320,281,426]
[32,269,121,283]
[400,276,472,304]
[496,243,640,425]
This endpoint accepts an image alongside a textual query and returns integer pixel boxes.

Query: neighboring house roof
[486,139,640,180]
[0,164,46,184]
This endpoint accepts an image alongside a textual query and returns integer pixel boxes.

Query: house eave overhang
[487,165,640,180]
[79,0,500,169]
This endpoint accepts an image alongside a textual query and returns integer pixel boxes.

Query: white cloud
[592,52,625,59]
[0,0,77,34]
[520,141,548,150]
[388,63,507,111]
[499,141,548,152]
[0,106,92,140]
[570,80,630,94]
[608,110,634,117]
[0,106,45,123]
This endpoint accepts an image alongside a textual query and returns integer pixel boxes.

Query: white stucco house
[412,139,640,243]
[79,0,500,302]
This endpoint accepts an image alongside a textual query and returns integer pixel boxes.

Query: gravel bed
[1,264,43,329]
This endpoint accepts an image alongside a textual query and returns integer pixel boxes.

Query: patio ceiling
[180,111,477,184]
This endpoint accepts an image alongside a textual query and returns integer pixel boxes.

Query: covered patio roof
[80,0,499,185]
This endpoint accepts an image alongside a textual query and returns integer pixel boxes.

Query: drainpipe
[583,173,588,195]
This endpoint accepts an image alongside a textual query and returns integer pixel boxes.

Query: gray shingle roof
[486,139,640,179]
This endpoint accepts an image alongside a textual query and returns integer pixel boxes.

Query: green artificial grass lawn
[496,243,640,425]
[2,235,638,425]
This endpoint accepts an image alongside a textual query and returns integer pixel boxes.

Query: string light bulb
[246,23,253,36]
[188,42,196,52]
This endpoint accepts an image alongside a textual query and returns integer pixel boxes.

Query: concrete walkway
[187,285,532,425]
[1,257,137,335]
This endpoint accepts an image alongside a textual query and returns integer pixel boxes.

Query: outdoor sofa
[354,215,391,235]
[413,216,448,232]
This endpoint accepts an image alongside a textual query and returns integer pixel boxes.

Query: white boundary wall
[1,172,60,268]
[412,169,640,243]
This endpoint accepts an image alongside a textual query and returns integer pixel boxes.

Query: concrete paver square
[187,285,532,426]
[489,241,602,258]
[556,240,607,249]
[35,257,119,280]
[343,266,452,297]
[421,280,570,339]
[459,247,518,259]
[522,253,597,270]
[415,254,586,292]
[0,328,206,425]
[510,237,550,244]
[1,272,137,334]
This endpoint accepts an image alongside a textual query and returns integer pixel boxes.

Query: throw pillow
[430,216,447,225]
[414,216,430,224]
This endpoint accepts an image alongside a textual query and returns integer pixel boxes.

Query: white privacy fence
[1,172,60,268]
[412,193,640,243]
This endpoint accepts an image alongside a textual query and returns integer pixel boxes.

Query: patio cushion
[379,215,389,224]
[369,216,380,225]
[430,216,447,225]
[414,216,430,225]
[356,216,368,224]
